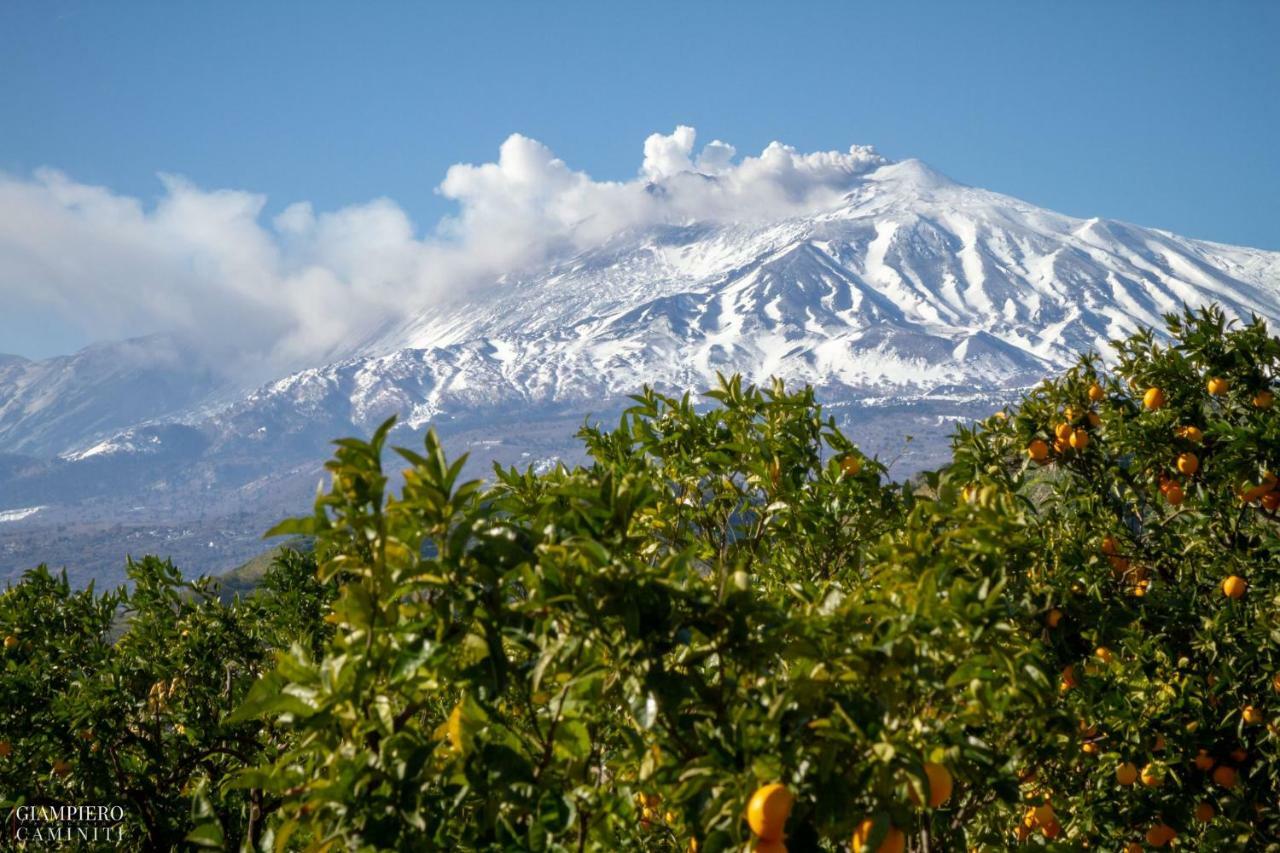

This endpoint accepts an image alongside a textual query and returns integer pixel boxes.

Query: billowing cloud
[0,127,887,379]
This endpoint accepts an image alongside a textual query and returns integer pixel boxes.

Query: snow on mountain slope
[216,158,1280,437]
[5,151,1280,585]
[6,156,1280,460]
[0,336,225,458]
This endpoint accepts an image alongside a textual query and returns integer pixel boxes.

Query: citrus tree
[0,550,332,849]
[231,378,1050,851]
[949,306,1280,848]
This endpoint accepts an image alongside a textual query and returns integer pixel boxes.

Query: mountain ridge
[3,154,1279,583]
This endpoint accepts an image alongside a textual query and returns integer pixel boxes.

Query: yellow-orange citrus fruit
[841,455,862,476]
[1081,742,1098,756]
[1055,422,1073,442]
[914,762,953,808]
[1230,748,1246,762]
[1212,765,1237,788]
[1177,452,1199,475]
[851,820,905,853]
[1027,440,1049,462]
[1032,802,1055,825]
[1263,491,1280,511]
[2,635,16,650]
[1254,390,1275,409]
[1153,734,1166,751]
[1194,802,1215,822]
[1222,575,1247,599]
[0,741,11,757]
[1176,424,1203,442]
[1243,706,1263,725]
[1053,439,1068,455]
[1095,647,1114,664]
[1069,428,1089,450]
[1046,609,1062,628]
[1040,819,1061,839]
[1144,387,1165,410]
[1060,664,1078,691]
[1087,411,1101,427]
[1146,823,1176,847]
[1115,762,1138,785]
[1101,535,1119,555]
[753,840,787,853]
[746,784,793,841]
[1140,764,1163,787]
[1193,750,1214,771]
[1164,483,1184,505]
[1207,377,1229,395]
[1088,383,1105,402]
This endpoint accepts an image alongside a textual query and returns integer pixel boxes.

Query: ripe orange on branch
[746,784,793,841]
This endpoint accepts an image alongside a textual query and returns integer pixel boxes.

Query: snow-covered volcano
[2,151,1279,583]
[212,157,1280,437]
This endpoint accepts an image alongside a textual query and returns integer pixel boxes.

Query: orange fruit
[1207,377,1229,396]
[753,841,787,853]
[1222,575,1247,599]
[1230,748,1247,762]
[1144,387,1166,410]
[1163,483,1184,505]
[746,784,793,841]
[1095,647,1114,664]
[0,741,11,757]
[1193,750,1214,771]
[1194,802,1215,822]
[1040,819,1061,839]
[841,455,863,476]
[1046,609,1063,628]
[1176,424,1203,442]
[1212,765,1237,788]
[1081,742,1099,755]
[851,819,905,853]
[1069,428,1089,450]
[1146,823,1176,847]
[1153,734,1166,752]
[912,762,953,808]
[1053,438,1069,454]
[1177,452,1199,475]
[1027,440,1049,462]
[1087,411,1101,427]
[1124,844,1142,853]
[2,635,16,650]
[1272,672,1280,693]
[1060,664,1078,691]
[1101,535,1120,555]
[1115,762,1138,785]
[1055,422,1073,442]
[1242,706,1263,725]
[1263,491,1280,511]
[1088,383,1105,402]
[1254,390,1275,409]
[1140,764,1163,787]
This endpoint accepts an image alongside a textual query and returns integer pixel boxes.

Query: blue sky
[1,1,1278,358]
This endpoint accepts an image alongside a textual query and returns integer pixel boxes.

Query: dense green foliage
[0,306,1275,851]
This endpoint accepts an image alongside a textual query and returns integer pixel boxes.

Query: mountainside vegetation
[1,306,1277,851]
